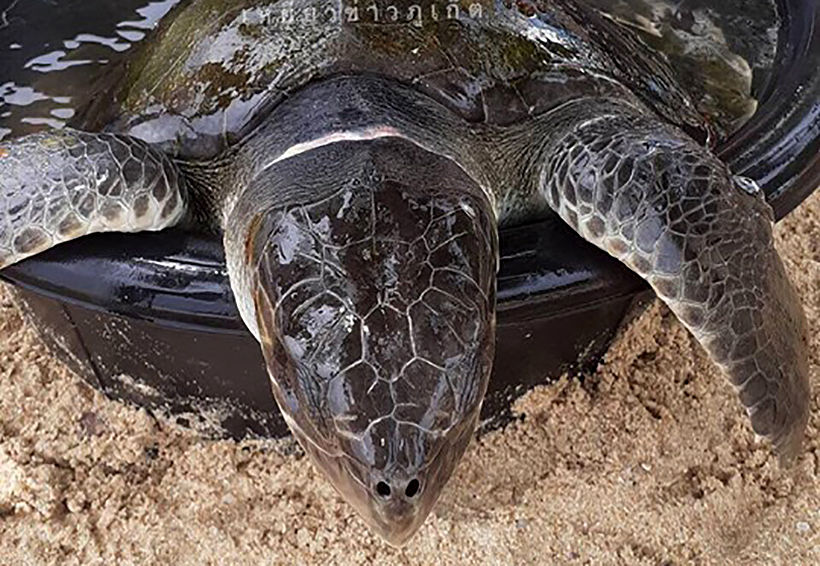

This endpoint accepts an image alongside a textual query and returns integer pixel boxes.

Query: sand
[0,191,817,565]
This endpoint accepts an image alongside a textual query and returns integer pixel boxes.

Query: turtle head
[239,138,497,544]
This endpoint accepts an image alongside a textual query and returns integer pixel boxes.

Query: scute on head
[243,138,497,544]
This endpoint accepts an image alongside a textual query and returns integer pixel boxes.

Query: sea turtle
[0,0,810,545]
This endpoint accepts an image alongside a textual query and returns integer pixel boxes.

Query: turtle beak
[285,428,434,546]
[276,384,481,546]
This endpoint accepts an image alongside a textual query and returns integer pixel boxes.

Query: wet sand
[0,191,817,565]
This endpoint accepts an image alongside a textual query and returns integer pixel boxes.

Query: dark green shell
[78,0,711,158]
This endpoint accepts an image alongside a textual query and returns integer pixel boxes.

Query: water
[0,0,180,140]
[586,0,780,137]
[0,0,780,142]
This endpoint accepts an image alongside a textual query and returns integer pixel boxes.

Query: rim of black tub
[717,0,820,219]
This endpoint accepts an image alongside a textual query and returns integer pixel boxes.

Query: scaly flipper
[0,129,187,269]
[539,100,810,461]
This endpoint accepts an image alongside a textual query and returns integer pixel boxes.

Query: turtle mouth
[284,420,426,545]
[285,409,480,546]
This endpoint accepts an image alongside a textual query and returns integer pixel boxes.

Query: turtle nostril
[405,478,420,498]
[376,481,391,498]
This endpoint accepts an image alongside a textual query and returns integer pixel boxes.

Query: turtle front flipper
[0,129,187,269]
[537,100,810,462]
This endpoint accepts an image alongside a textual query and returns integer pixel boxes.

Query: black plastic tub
[1,0,818,439]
